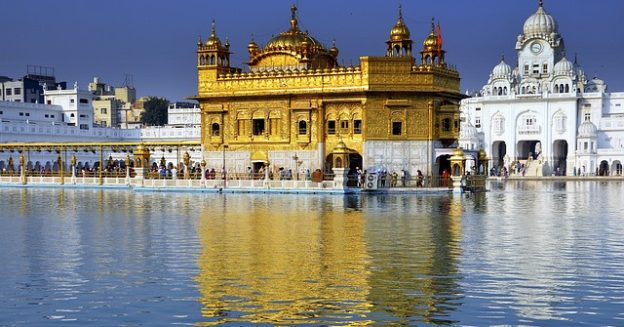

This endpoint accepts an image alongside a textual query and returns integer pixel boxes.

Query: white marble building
[1,84,203,171]
[460,1,624,176]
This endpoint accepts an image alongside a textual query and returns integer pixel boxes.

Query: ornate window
[327,120,336,134]
[298,120,307,135]
[442,118,451,132]
[518,111,540,134]
[492,113,505,136]
[553,111,567,134]
[211,123,220,136]
[353,120,362,134]
[252,119,265,135]
[392,122,402,135]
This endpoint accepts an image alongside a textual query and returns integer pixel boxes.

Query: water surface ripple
[0,181,622,326]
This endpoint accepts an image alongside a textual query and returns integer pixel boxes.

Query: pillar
[449,146,465,194]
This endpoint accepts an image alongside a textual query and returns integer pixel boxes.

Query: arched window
[199,55,205,65]
[211,123,220,136]
[503,87,508,95]
[565,84,570,93]
[298,120,307,135]
[442,118,451,132]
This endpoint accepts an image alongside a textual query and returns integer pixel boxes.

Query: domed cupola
[492,56,512,78]
[247,5,338,72]
[523,0,558,37]
[554,57,573,76]
[460,119,479,142]
[386,6,413,58]
[578,120,597,138]
[420,18,445,66]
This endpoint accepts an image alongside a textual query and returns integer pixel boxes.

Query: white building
[44,83,94,129]
[460,1,624,176]
[1,81,203,171]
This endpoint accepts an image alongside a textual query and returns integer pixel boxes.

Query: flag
[436,22,443,59]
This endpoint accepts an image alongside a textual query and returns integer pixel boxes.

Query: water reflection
[195,195,463,325]
[1,182,624,326]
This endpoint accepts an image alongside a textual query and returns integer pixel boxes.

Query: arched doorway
[612,160,622,176]
[492,141,507,169]
[517,140,539,160]
[553,140,568,175]
[436,155,451,176]
[348,153,362,173]
[599,160,610,176]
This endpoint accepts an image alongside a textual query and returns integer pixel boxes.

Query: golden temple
[194,5,462,176]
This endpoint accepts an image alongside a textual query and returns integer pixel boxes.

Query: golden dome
[248,34,258,52]
[206,20,222,47]
[423,32,439,51]
[264,5,326,50]
[389,7,410,41]
[452,146,465,158]
[422,18,441,51]
[478,148,488,160]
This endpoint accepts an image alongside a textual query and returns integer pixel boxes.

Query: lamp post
[222,144,229,188]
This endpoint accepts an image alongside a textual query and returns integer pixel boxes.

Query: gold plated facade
[195,6,462,174]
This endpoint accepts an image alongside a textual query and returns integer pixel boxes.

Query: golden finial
[210,19,216,37]
[290,4,298,31]
[398,5,403,20]
[539,0,544,7]
[431,17,436,33]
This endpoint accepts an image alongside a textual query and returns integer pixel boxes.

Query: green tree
[140,97,169,126]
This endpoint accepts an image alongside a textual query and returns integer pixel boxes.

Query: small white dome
[523,5,557,36]
[460,120,479,142]
[554,57,573,75]
[577,120,597,138]
[492,59,512,78]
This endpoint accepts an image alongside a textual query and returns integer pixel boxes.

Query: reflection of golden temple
[194,5,462,176]
[194,195,464,325]
[195,197,372,325]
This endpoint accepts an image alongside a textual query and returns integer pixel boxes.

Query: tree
[140,97,169,126]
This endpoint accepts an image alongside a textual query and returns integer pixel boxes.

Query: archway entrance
[517,140,540,160]
[553,140,568,175]
[612,160,623,176]
[599,160,610,176]
[492,141,507,169]
[436,155,451,176]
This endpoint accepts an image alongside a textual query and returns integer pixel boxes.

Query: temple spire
[290,4,298,31]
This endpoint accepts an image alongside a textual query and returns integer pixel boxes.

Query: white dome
[577,120,597,138]
[460,120,479,142]
[492,59,512,78]
[554,57,573,75]
[523,5,557,36]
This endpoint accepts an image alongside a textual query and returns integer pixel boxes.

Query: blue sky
[1,0,623,101]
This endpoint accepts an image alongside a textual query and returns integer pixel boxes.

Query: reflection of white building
[460,2,624,176]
